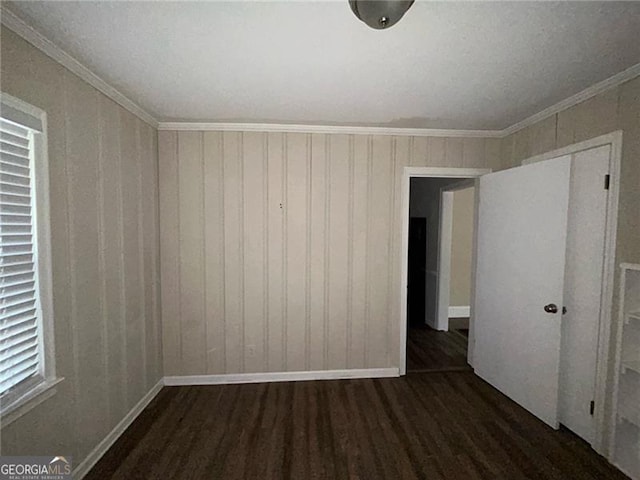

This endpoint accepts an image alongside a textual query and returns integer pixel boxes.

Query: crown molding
[156,122,503,138]
[1,6,159,128]
[501,62,640,137]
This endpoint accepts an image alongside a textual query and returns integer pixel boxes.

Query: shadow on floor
[407,324,470,373]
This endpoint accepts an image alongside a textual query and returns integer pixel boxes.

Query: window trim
[0,92,61,427]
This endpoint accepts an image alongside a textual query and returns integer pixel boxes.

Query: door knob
[544,303,559,314]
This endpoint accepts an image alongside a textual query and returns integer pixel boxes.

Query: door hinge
[604,174,610,190]
[590,400,595,416]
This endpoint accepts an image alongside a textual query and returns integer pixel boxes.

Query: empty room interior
[1,1,640,479]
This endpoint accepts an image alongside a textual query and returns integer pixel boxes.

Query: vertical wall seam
[363,135,373,367]
[262,133,269,371]
[239,132,246,373]
[444,137,451,166]
[305,133,312,371]
[95,93,110,427]
[176,132,183,375]
[282,133,288,371]
[135,121,147,391]
[200,132,207,374]
[615,85,622,130]
[346,135,354,368]
[150,130,161,380]
[408,136,415,166]
[220,133,227,373]
[386,138,398,366]
[461,138,467,168]
[62,73,80,449]
[323,135,331,370]
[114,107,127,411]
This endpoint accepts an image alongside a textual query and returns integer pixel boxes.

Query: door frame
[399,167,491,375]
[521,131,622,457]
[436,179,476,332]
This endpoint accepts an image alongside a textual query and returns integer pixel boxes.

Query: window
[0,93,59,424]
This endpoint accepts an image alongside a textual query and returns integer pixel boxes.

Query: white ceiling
[6,1,640,130]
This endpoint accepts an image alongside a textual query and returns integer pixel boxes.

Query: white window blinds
[0,118,42,398]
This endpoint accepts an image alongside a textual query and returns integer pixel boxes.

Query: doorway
[406,177,476,372]
[399,167,490,375]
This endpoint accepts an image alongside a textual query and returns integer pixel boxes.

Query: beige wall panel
[427,137,446,166]
[308,134,328,370]
[462,138,485,168]
[327,135,350,369]
[203,132,226,373]
[483,138,503,172]
[222,132,244,373]
[527,115,557,157]
[119,112,146,406]
[499,134,517,170]
[557,88,620,147]
[284,133,310,371]
[134,124,148,392]
[140,123,160,387]
[159,131,181,375]
[444,137,464,167]
[513,127,532,164]
[388,137,410,362]
[151,133,162,378]
[177,131,206,373]
[64,73,107,460]
[266,133,285,372]
[348,136,369,368]
[367,136,394,367]
[97,95,127,427]
[242,132,268,372]
[410,137,428,166]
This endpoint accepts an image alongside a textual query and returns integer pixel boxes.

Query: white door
[559,145,610,443]
[473,156,571,428]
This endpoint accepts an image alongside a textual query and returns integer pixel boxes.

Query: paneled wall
[500,76,640,449]
[159,131,501,375]
[0,27,162,465]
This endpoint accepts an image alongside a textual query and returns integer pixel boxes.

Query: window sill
[1,377,64,428]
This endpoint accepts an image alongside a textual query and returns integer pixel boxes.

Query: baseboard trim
[163,368,400,386]
[73,379,164,479]
[448,306,470,318]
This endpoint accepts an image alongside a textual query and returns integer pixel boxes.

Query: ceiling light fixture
[349,0,415,30]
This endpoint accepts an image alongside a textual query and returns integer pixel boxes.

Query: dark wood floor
[87,372,626,480]
[407,325,470,372]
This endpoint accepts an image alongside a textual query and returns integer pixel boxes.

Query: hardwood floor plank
[86,373,628,480]
[407,325,470,372]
